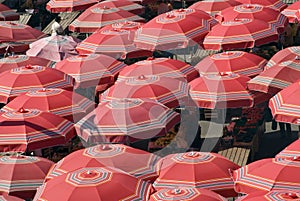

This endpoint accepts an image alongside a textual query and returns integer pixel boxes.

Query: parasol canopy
[45,143,161,182]
[194,51,267,77]
[118,57,199,82]
[203,18,279,51]
[153,151,240,197]
[247,59,300,95]
[34,166,154,201]
[46,0,98,13]
[75,98,180,144]
[233,157,300,194]
[0,65,74,103]
[55,54,127,88]
[0,155,54,200]
[0,108,76,152]
[2,88,96,123]
[269,80,300,125]
[134,8,217,51]
[69,6,145,33]
[189,73,257,109]
[100,75,190,108]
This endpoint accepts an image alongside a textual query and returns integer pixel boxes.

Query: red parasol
[247,59,300,95]
[276,139,300,159]
[269,80,300,125]
[55,54,126,88]
[153,152,240,197]
[265,46,300,69]
[34,167,154,201]
[101,20,144,31]
[0,42,31,55]
[188,0,242,16]
[233,157,300,194]
[215,4,288,33]
[189,73,257,109]
[91,0,145,15]
[237,190,300,200]
[100,75,190,108]
[0,55,55,74]
[0,65,74,103]
[281,1,300,23]
[2,88,96,123]
[0,22,46,43]
[46,0,98,13]
[0,3,19,21]
[76,27,152,60]
[118,57,199,82]
[234,0,287,11]
[69,6,145,33]
[0,109,76,152]
[149,187,227,201]
[75,98,180,144]
[0,193,23,201]
[194,51,267,77]
[0,65,74,101]
[134,8,217,51]
[26,35,79,62]
[0,155,54,200]
[45,143,161,182]
[203,18,279,51]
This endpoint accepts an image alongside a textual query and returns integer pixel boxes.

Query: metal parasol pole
[182,0,186,8]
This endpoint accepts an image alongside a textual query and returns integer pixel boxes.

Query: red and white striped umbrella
[0,55,55,74]
[235,0,287,11]
[281,1,300,23]
[149,187,227,201]
[45,143,161,182]
[91,0,144,15]
[134,8,217,51]
[215,4,288,33]
[118,57,199,82]
[194,51,267,77]
[0,42,30,55]
[189,73,256,109]
[75,98,180,143]
[76,27,151,60]
[237,190,300,201]
[34,167,154,201]
[55,54,127,88]
[69,6,145,33]
[0,65,74,103]
[0,193,23,201]
[0,109,76,152]
[276,139,300,159]
[100,75,190,108]
[2,88,96,123]
[102,20,144,31]
[0,22,46,43]
[265,46,300,69]
[247,59,300,95]
[46,0,98,13]
[153,152,240,197]
[189,0,242,16]
[203,18,279,51]
[269,80,300,125]
[0,3,19,21]
[0,155,54,200]
[233,157,300,194]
